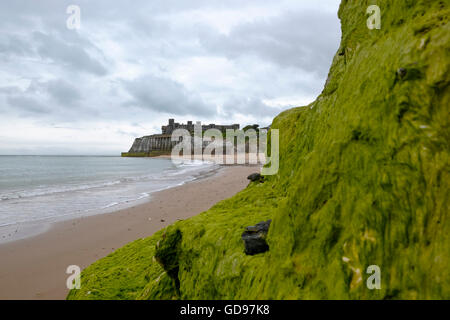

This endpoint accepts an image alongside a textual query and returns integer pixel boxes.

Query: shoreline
[0,164,259,300]
[0,161,223,245]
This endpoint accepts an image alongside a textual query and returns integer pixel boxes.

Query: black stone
[247,173,263,182]
[242,220,272,255]
[397,68,407,79]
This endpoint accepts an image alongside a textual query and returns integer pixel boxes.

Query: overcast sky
[0,0,341,155]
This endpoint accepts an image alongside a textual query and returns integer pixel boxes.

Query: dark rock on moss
[397,68,407,79]
[247,173,263,182]
[396,66,423,81]
[242,220,271,255]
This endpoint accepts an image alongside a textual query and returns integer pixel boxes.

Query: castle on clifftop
[162,119,239,135]
[122,119,240,156]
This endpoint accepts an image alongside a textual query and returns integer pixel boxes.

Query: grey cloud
[222,97,283,118]
[6,96,50,115]
[45,80,82,105]
[33,31,107,76]
[116,129,139,137]
[122,75,216,117]
[200,10,340,77]
[0,86,22,95]
[0,34,34,58]
[1,79,83,120]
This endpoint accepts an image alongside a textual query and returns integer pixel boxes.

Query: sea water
[0,156,218,240]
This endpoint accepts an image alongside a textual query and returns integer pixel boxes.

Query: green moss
[69,0,449,300]
[66,231,166,300]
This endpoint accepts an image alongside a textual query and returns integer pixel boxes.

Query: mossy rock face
[69,0,450,300]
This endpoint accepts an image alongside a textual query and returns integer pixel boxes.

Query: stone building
[161,119,240,135]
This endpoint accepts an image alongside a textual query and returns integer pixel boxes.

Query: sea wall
[123,135,175,157]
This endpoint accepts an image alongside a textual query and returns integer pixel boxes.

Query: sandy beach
[0,165,258,300]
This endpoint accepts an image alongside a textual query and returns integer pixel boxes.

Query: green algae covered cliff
[68,0,449,300]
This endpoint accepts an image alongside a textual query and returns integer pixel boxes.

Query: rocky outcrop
[128,135,175,153]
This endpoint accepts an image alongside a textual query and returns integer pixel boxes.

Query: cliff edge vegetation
[68,0,449,300]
